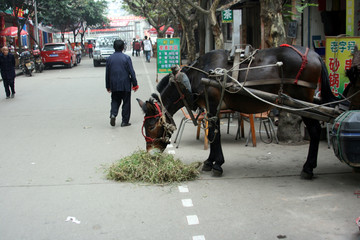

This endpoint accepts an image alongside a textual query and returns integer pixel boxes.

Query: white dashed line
[186,215,199,225]
[181,199,193,207]
[178,185,189,193]
[167,150,176,155]
[193,236,206,240]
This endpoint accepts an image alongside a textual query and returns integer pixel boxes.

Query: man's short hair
[113,39,124,52]
[144,36,148,40]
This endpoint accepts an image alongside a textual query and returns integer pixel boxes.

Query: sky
[106,0,129,17]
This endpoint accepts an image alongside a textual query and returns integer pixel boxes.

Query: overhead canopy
[148,26,174,35]
[0,26,28,37]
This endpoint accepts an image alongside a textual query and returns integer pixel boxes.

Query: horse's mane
[156,74,170,93]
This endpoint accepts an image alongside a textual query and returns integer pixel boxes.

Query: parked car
[93,36,123,67]
[41,43,77,68]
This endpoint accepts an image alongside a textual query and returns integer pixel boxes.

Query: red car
[41,43,77,68]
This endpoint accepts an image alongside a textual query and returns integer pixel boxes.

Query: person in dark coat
[0,46,16,99]
[106,39,139,127]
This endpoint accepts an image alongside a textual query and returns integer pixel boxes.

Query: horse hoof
[300,170,314,180]
[202,163,213,172]
[212,165,223,177]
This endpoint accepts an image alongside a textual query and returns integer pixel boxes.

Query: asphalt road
[1,53,360,240]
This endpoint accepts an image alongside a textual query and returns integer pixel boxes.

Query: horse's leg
[301,117,321,179]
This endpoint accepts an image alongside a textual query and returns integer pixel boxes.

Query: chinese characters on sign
[222,9,233,23]
[325,37,360,97]
[346,0,354,36]
[157,38,181,73]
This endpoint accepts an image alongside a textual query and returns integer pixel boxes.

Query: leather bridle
[141,101,176,146]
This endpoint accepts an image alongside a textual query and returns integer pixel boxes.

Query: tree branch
[183,0,209,15]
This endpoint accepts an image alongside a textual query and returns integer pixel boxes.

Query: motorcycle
[32,47,44,73]
[19,50,35,76]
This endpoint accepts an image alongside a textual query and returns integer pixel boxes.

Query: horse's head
[345,46,360,109]
[137,95,176,153]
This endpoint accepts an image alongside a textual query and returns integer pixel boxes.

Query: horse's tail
[319,56,338,103]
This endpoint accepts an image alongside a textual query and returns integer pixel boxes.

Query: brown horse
[137,46,360,179]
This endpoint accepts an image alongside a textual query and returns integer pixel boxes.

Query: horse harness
[141,101,176,145]
[280,44,310,85]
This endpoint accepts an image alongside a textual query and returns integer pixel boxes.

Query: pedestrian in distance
[74,42,82,64]
[106,39,139,127]
[143,36,152,62]
[132,38,136,56]
[134,40,141,57]
[0,46,16,99]
[88,41,93,58]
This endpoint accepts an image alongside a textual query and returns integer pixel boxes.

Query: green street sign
[222,9,233,23]
[157,38,181,73]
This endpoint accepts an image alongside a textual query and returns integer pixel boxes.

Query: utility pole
[34,0,39,44]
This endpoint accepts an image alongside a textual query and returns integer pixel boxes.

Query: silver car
[93,36,124,67]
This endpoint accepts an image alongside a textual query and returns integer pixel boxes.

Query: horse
[137,45,360,179]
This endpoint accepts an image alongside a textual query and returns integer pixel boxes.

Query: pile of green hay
[106,150,201,184]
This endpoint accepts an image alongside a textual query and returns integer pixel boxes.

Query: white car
[93,36,124,67]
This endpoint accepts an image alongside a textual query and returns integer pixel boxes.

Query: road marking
[193,236,206,240]
[178,185,189,193]
[168,150,176,155]
[186,215,199,225]
[141,58,155,93]
[182,199,193,207]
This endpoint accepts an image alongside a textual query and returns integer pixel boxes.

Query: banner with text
[157,38,181,73]
[325,36,360,97]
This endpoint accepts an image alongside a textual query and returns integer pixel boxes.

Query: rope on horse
[223,71,360,113]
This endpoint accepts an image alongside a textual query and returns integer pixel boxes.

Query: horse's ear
[151,93,160,101]
[136,98,147,113]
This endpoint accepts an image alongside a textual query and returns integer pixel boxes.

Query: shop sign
[157,38,180,73]
[325,36,360,96]
[222,9,233,23]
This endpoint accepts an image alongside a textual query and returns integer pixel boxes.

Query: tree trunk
[277,111,303,143]
[260,0,302,142]
[209,1,224,49]
[260,0,286,48]
[198,0,207,56]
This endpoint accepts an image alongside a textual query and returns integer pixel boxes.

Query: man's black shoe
[110,116,116,126]
[121,122,131,127]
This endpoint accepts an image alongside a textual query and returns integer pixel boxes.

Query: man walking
[106,40,139,127]
[143,36,152,62]
[0,46,16,99]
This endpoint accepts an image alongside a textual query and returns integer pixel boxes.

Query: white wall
[302,2,325,49]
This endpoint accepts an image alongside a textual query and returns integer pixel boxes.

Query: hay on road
[106,150,200,184]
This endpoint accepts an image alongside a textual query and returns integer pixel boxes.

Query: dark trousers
[2,78,15,97]
[145,51,151,62]
[110,91,131,124]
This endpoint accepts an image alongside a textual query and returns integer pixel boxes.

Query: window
[43,44,65,51]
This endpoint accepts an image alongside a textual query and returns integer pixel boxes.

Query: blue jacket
[0,53,16,80]
[106,52,137,92]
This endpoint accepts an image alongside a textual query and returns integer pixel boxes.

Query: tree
[0,0,47,51]
[259,0,319,143]
[122,0,174,38]
[169,0,198,62]
[39,0,79,42]
[183,0,224,50]
[260,0,286,48]
[77,0,108,46]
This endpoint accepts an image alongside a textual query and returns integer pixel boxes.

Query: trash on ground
[65,216,81,224]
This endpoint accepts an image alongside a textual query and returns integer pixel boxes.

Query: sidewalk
[0,68,23,82]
